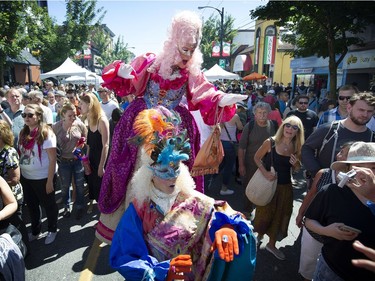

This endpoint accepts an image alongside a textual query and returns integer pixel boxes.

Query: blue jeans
[313,254,344,281]
[219,140,237,186]
[58,159,85,210]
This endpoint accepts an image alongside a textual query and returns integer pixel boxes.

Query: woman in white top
[219,110,243,195]
[18,104,58,245]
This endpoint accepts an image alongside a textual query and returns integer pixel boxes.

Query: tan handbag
[191,108,224,176]
[246,167,277,206]
[245,138,277,206]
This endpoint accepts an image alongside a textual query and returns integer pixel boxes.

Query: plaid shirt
[317,107,344,127]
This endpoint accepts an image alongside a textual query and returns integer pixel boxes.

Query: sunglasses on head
[21,113,35,118]
[285,123,299,130]
[338,96,351,101]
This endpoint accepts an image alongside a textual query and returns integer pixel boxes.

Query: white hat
[331,142,375,171]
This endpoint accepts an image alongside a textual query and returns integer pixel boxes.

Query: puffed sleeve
[186,72,236,126]
[102,53,156,97]
[110,202,170,281]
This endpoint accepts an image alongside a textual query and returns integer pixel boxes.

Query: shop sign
[343,50,375,69]
[296,68,313,73]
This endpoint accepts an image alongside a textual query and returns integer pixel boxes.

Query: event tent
[40,57,89,80]
[203,64,240,81]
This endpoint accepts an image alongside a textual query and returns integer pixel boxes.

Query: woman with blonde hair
[18,104,58,245]
[79,93,109,213]
[253,115,304,260]
[52,102,87,220]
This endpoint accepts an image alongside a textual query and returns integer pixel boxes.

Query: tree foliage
[201,13,237,70]
[92,32,135,66]
[250,1,375,95]
[0,1,31,85]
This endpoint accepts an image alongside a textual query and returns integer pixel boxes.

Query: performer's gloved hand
[218,93,247,107]
[166,254,192,281]
[117,63,135,79]
[210,225,239,262]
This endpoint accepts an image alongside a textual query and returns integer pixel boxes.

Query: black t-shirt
[286,109,319,140]
[305,184,375,281]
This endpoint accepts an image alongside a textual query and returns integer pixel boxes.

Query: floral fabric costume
[96,54,236,243]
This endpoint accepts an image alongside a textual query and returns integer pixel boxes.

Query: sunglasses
[298,101,308,105]
[285,123,299,130]
[21,113,35,118]
[338,96,351,101]
[67,96,75,100]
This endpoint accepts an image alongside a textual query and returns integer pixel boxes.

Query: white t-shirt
[101,100,119,120]
[19,132,58,179]
[40,104,54,125]
[48,101,57,113]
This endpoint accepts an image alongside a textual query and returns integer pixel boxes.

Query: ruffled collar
[151,68,189,90]
[150,183,180,215]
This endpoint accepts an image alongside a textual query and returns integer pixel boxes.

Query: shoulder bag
[191,107,224,176]
[245,138,277,206]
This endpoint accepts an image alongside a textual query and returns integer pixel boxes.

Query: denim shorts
[313,254,344,281]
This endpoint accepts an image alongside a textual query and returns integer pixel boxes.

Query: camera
[337,169,357,188]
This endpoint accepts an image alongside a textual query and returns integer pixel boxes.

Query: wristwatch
[0,109,3,114]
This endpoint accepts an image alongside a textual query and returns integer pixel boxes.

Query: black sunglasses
[298,101,308,105]
[285,123,299,131]
[338,96,351,101]
[21,113,35,118]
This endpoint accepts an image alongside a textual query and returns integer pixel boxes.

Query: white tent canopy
[64,73,104,84]
[203,64,240,81]
[40,57,89,80]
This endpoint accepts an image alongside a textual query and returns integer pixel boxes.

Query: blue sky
[48,0,266,57]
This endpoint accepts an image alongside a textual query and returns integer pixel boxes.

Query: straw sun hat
[330,142,375,171]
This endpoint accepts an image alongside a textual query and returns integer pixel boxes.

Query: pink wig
[149,11,204,80]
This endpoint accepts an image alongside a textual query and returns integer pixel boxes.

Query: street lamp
[198,6,224,61]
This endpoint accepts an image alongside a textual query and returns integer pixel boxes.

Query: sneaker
[28,232,41,242]
[45,232,57,245]
[265,245,285,260]
[220,189,234,195]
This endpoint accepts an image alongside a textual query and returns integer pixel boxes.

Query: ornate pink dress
[96,54,236,243]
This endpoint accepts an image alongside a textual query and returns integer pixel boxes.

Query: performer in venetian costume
[110,107,256,281]
[97,10,245,243]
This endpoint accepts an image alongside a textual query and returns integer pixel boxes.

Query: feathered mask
[131,106,191,179]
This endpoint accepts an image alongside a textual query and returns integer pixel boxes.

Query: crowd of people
[1,9,375,281]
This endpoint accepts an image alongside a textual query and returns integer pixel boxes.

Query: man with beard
[302,92,375,179]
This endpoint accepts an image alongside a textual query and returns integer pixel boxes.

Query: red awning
[233,54,252,72]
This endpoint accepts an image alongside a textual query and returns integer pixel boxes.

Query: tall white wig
[150,10,204,80]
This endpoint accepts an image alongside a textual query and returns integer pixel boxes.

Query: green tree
[0,1,30,85]
[93,32,135,66]
[201,13,237,70]
[250,1,375,96]
[45,0,105,71]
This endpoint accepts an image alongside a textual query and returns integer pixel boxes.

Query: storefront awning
[233,54,252,72]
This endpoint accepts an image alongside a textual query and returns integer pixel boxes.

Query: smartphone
[339,225,362,234]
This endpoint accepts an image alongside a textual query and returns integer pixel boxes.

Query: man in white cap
[98,86,118,120]
[305,141,375,281]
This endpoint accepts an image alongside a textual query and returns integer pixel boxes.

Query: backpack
[319,120,375,164]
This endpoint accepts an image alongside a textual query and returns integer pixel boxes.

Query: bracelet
[0,110,3,114]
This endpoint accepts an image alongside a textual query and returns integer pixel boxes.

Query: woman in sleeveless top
[253,116,305,260]
[79,93,109,213]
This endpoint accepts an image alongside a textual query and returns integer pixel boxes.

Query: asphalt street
[24,171,307,281]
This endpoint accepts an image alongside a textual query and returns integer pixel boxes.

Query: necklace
[281,141,291,152]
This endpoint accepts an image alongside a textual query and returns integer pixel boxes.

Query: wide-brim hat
[330,142,375,171]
